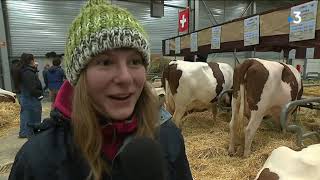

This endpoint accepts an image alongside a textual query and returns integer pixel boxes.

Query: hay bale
[303,86,320,97]
[0,102,20,137]
[181,110,310,180]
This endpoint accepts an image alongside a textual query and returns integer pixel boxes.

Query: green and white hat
[64,0,150,86]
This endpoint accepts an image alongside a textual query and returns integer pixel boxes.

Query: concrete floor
[0,127,27,179]
[0,99,52,180]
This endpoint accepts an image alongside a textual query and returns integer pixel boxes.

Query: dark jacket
[10,63,22,94]
[20,65,43,98]
[9,108,193,180]
[42,68,49,90]
[45,66,65,90]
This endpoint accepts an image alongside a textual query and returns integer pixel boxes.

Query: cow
[0,88,16,103]
[255,144,320,180]
[228,58,303,157]
[162,60,233,128]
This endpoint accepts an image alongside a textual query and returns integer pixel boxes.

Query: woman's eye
[97,59,112,66]
[130,59,143,65]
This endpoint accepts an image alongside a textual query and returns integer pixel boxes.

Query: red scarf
[53,81,138,160]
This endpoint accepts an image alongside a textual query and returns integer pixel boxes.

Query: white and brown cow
[162,60,233,128]
[255,144,320,180]
[0,88,16,103]
[228,58,303,157]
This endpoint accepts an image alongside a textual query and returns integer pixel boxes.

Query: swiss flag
[178,8,189,32]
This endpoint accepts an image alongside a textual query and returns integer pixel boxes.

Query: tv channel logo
[288,11,302,24]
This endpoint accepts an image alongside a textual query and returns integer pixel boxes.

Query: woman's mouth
[109,94,132,100]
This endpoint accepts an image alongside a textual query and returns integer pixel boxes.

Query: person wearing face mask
[9,0,193,180]
[15,53,43,138]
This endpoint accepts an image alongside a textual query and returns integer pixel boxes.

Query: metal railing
[280,97,320,147]
[217,89,233,111]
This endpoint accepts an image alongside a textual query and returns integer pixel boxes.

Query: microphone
[119,137,166,180]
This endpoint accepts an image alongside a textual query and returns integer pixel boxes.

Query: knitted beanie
[64,0,150,86]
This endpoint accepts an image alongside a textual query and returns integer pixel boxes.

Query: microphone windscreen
[119,137,166,180]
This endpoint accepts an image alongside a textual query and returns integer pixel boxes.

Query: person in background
[42,63,50,96]
[44,56,65,107]
[9,0,193,180]
[16,53,43,138]
[10,59,22,103]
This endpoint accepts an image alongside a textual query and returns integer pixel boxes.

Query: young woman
[9,0,193,180]
[15,53,43,138]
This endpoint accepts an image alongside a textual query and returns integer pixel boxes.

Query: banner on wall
[190,32,198,52]
[289,0,318,42]
[175,37,181,54]
[211,26,221,49]
[244,15,260,46]
[306,48,315,59]
[165,40,170,55]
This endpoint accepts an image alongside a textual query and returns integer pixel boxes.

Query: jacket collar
[53,81,73,119]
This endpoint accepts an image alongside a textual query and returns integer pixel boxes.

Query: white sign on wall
[190,32,198,52]
[289,49,296,60]
[211,26,221,49]
[244,15,260,46]
[165,40,170,55]
[289,0,318,42]
[306,48,315,59]
[175,37,181,54]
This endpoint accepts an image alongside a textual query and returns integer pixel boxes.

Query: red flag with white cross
[178,8,189,32]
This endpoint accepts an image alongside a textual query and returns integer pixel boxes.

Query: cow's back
[254,59,302,109]
[255,144,320,180]
[174,61,217,102]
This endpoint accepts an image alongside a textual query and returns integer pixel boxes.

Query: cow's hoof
[243,151,251,158]
[228,147,236,156]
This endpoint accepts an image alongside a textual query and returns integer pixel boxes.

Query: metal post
[200,0,218,25]
[0,0,12,90]
[188,0,191,33]
[251,1,257,58]
[194,0,199,31]
[240,1,253,17]
[233,48,240,66]
[223,0,226,22]
[303,58,308,80]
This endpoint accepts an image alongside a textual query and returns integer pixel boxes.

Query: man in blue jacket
[44,56,65,107]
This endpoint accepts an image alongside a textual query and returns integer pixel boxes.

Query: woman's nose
[113,64,133,84]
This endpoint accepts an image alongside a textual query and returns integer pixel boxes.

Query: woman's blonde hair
[71,72,159,180]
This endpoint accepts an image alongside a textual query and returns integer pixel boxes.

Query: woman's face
[30,59,35,67]
[86,48,146,121]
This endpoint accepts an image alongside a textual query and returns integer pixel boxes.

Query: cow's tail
[234,59,256,141]
[236,83,246,141]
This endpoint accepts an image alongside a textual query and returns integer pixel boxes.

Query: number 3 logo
[293,11,302,24]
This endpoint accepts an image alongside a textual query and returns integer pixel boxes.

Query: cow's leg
[244,111,264,157]
[165,94,175,114]
[173,106,186,128]
[270,106,282,131]
[211,102,218,120]
[228,98,239,155]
